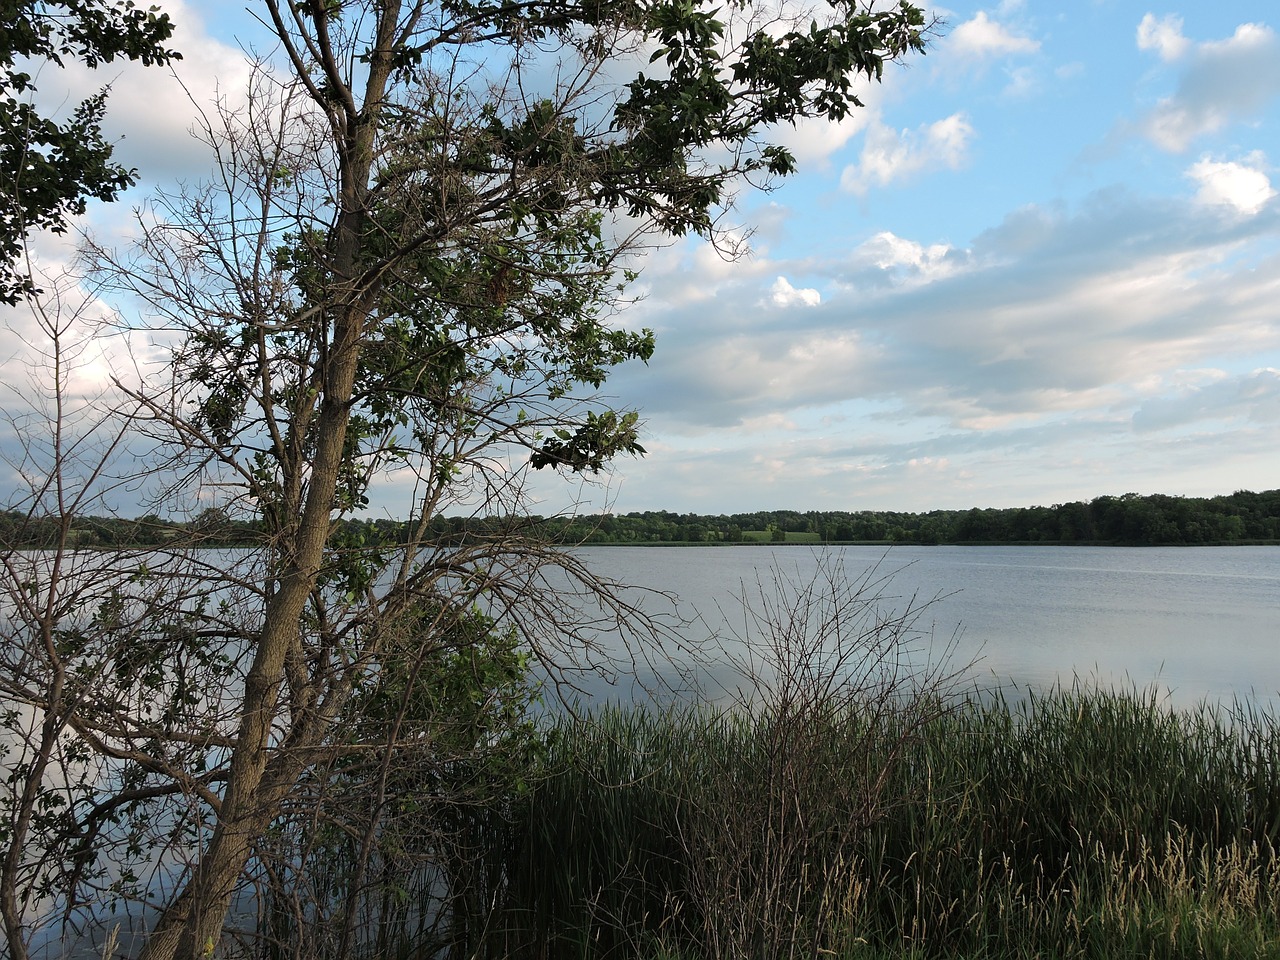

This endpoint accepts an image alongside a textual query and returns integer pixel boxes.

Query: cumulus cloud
[608,183,1280,462]
[637,231,772,311]
[864,232,953,272]
[1136,20,1280,152]
[766,86,877,170]
[1186,154,1276,215]
[26,0,255,183]
[948,12,1040,62]
[932,10,1042,97]
[768,276,821,308]
[591,15,1280,512]
[1136,13,1191,62]
[840,113,974,195]
[837,232,960,290]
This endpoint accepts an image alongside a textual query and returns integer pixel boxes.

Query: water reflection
[563,544,1280,712]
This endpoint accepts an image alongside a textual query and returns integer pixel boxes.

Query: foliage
[516,490,1280,545]
[0,1,934,957]
[254,602,543,959]
[9,487,1280,549]
[0,0,179,302]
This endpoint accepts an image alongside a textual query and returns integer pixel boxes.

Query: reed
[491,685,1280,960]
[248,554,1280,959]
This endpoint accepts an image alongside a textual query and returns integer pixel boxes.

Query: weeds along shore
[252,545,1280,959]
[263,684,1280,960]
[496,686,1280,959]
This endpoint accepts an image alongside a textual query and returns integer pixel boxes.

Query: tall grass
[249,685,1280,959]
[492,686,1280,960]
[247,555,1280,959]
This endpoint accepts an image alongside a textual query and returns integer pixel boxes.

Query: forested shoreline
[6,487,1279,548]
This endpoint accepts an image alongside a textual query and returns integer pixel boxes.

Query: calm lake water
[566,545,1280,711]
[5,544,1277,955]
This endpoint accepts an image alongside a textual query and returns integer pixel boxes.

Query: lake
[562,544,1280,711]
[5,542,1276,956]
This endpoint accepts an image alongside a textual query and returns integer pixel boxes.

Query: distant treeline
[547,490,1280,545]
[5,489,1280,548]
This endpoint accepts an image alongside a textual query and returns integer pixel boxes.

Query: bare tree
[1,1,934,957]
[0,269,254,960]
[680,554,964,960]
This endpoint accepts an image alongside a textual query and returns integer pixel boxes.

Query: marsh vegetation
[243,559,1280,960]
[246,682,1280,960]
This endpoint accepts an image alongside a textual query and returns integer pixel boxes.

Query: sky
[3,1,1279,518]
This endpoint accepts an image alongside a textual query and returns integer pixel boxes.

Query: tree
[52,1,929,956]
[0,270,233,960]
[0,1,180,303]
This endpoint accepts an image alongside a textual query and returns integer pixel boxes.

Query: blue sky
[603,2,1280,514]
[3,1,1279,518]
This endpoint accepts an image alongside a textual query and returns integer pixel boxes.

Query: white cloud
[1137,20,1280,152]
[553,177,1280,511]
[1136,13,1190,62]
[773,115,865,169]
[0,270,147,510]
[1203,21,1275,57]
[1132,368,1280,432]
[848,232,957,284]
[1186,154,1276,215]
[611,185,1280,454]
[769,276,821,308]
[767,86,877,169]
[738,412,799,434]
[26,0,255,183]
[840,113,974,195]
[948,12,1040,61]
[1002,65,1038,99]
[639,231,770,309]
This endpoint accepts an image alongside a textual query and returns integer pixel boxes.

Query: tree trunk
[137,324,362,959]
[136,2,398,943]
